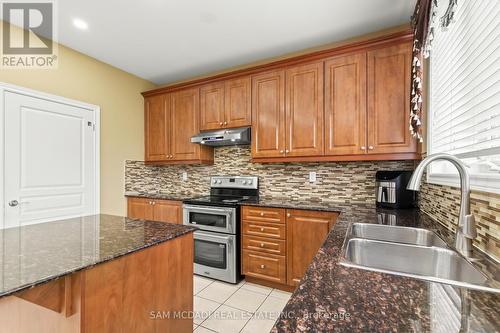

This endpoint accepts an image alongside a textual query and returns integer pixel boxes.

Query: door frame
[0,82,101,229]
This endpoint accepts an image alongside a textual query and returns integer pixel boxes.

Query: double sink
[340,223,499,293]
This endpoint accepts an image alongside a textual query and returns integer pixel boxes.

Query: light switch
[309,171,316,183]
[182,172,188,181]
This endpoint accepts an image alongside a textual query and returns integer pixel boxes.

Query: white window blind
[428,0,500,193]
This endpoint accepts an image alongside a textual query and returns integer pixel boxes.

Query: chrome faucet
[407,153,476,258]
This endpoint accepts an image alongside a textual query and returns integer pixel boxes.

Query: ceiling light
[73,18,88,30]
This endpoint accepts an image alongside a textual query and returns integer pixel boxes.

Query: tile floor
[193,275,292,333]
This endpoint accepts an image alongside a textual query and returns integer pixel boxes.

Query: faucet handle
[462,214,477,239]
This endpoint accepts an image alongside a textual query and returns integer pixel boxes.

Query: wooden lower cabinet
[286,209,338,286]
[127,197,183,224]
[241,206,338,289]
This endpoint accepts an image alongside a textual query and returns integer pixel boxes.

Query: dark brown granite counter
[255,202,500,333]
[125,191,201,201]
[0,214,196,298]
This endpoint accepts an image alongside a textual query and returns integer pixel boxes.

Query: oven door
[183,204,236,234]
[193,231,237,283]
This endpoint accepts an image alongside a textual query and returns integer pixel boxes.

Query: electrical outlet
[309,171,316,183]
[182,172,188,181]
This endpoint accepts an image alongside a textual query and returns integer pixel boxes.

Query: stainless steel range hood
[191,127,251,146]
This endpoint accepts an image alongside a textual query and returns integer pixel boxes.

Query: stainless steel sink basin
[350,223,448,247]
[340,238,499,293]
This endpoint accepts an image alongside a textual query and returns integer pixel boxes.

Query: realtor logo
[1,1,58,68]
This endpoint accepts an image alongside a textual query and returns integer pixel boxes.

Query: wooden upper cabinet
[200,82,225,131]
[286,210,337,286]
[325,53,367,155]
[171,88,201,161]
[285,61,324,157]
[145,94,169,161]
[224,77,252,128]
[367,42,416,154]
[251,70,286,158]
[199,77,251,131]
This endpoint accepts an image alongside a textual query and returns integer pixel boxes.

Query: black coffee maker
[375,171,415,209]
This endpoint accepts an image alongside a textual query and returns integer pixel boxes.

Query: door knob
[8,200,18,207]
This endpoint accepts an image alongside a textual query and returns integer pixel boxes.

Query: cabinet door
[144,94,169,161]
[285,61,324,157]
[171,88,201,161]
[127,197,154,220]
[325,53,367,155]
[367,42,417,154]
[224,77,251,128]
[200,82,225,131]
[153,200,182,224]
[251,71,286,158]
[286,209,337,286]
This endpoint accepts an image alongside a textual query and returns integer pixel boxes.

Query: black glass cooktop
[183,195,258,207]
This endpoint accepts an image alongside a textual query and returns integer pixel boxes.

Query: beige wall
[0,22,156,215]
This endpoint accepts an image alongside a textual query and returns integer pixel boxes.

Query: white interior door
[3,91,98,228]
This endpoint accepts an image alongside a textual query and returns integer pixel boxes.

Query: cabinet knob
[260,227,265,232]
[260,212,264,216]
[170,155,174,158]
[260,243,265,247]
[285,149,289,153]
[219,122,223,126]
[260,264,265,269]
[149,201,152,205]
[152,201,155,205]
[361,146,366,150]
[368,146,374,150]
[287,213,291,218]
[224,121,227,125]
[279,150,284,154]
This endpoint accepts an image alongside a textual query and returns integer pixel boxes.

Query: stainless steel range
[183,176,258,283]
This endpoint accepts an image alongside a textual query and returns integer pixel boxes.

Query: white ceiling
[46,0,415,84]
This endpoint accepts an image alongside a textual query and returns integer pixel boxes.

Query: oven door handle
[183,205,235,215]
[194,231,234,243]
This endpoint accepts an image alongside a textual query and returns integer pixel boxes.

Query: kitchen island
[0,214,196,333]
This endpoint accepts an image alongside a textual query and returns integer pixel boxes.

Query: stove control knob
[217,180,222,184]
[248,180,253,185]
[242,180,248,185]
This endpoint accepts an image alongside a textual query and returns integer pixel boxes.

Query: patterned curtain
[410,0,438,143]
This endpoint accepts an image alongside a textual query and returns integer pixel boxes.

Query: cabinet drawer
[242,250,286,284]
[242,235,286,255]
[242,221,286,239]
[241,206,285,224]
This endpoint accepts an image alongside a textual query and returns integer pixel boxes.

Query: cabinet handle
[260,243,265,247]
[260,264,265,269]
[361,146,366,150]
[368,146,374,150]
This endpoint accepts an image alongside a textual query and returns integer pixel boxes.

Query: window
[428,0,500,193]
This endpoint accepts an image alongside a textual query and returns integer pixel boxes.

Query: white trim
[0,82,101,229]
[427,173,500,195]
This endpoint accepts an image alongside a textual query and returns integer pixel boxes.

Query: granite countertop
[261,203,500,332]
[125,191,203,201]
[0,214,196,298]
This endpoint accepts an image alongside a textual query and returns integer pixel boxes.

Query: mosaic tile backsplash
[125,145,500,259]
[419,182,500,261]
[125,146,414,202]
